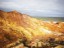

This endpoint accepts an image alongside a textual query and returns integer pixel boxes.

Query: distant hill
[35,17,64,22]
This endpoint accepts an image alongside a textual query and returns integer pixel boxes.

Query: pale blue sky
[0,0,64,17]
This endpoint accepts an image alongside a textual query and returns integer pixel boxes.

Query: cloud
[0,0,19,2]
[0,0,64,17]
[17,0,59,10]
[0,2,20,9]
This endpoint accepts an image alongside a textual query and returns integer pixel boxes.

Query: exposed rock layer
[0,10,64,48]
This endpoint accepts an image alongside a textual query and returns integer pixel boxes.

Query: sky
[0,0,64,17]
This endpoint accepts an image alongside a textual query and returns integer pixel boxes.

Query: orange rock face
[0,10,64,48]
